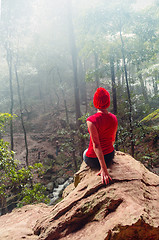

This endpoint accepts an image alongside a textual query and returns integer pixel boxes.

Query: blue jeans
[83,149,115,169]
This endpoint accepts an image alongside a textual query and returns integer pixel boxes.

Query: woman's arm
[112,125,118,145]
[87,121,112,185]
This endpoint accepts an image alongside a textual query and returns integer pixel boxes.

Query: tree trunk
[57,68,69,125]
[67,0,85,158]
[38,80,42,100]
[153,75,158,96]
[0,195,7,215]
[78,58,88,113]
[116,59,121,85]
[121,60,125,86]
[22,78,30,120]
[119,27,134,157]
[110,55,118,150]
[6,47,14,151]
[54,89,60,111]
[72,149,77,172]
[70,132,78,171]
[94,52,99,88]
[67,0,81,124]
[14,64,29,167]
[110,55,117,115]
[137,64,149,105]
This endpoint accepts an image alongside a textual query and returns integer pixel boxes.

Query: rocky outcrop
[0,204,51,240]
[33,151,159,240]
[0,151,159,240]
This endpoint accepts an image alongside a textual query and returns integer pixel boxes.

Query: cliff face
[0,151,159,240]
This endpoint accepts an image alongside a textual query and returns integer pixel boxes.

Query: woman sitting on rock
[83,87,118,185]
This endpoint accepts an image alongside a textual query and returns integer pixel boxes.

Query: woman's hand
[97,168,112,185]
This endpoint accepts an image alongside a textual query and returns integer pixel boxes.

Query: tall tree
[94,52,100,88]
[14,62,29,167]
[119,24,134,157]
[57,68,69,125]
[67,0,81,125]
[110,55,117,115]
[78,58,88,113]
[66,0,87,157]
[5,45,14,151]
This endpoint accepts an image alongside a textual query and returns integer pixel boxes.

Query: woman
[83,87,118,185]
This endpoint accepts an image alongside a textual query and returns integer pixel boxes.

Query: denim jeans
[83,149,115,169]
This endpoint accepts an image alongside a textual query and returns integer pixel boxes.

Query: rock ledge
[0,151,159,240]
[34,151,159,240]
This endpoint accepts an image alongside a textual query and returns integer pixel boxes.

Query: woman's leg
[104,151,115,168]
[83,149,100,169]
[83,150,114,169]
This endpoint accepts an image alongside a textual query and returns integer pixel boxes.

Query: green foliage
[152,125,159,131]
[78,113,91,124]
[17,183,49,208]
[0,139,15,170]
[85,68,105,83]
[0,113,15,134]
[0,113,12,128]
[0,155,47,203]
[0,113,48,210]
[78,114,90,140]
[117,120,159,163]
[116,125,132,151]
[57,128,77,152]
[142,155,151,160]
[8,167,32,187]
[140,109,159,123]
[85,70,94,82]
[33,162,45,176]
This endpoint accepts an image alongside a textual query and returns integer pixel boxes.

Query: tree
[110,55,117,115]
[14,62,29,167]
[0,113,48,214]
[119,25,134,156]
[78,58,88,113]
[66,0,86,156]
[6,46,14,151]
[57,68,69,125]
[0,0,158,162]
[66,0,81,124]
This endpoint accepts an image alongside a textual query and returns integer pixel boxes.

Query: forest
[0,0,158,215]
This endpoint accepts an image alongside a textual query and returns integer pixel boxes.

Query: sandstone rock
[56,177,65,185]
[0,204,51,240]
[0,151,159,240]
[46,182,54,192]
[33,151,159,240]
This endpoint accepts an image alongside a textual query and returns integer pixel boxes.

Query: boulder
[56,177,65,185]
[46,182,54,192]
[0,151,159,240]
[33,151,159,240]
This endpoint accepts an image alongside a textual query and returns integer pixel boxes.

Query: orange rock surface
[0,151,159,240]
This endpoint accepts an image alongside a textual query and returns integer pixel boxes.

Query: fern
[140,109,159,123]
